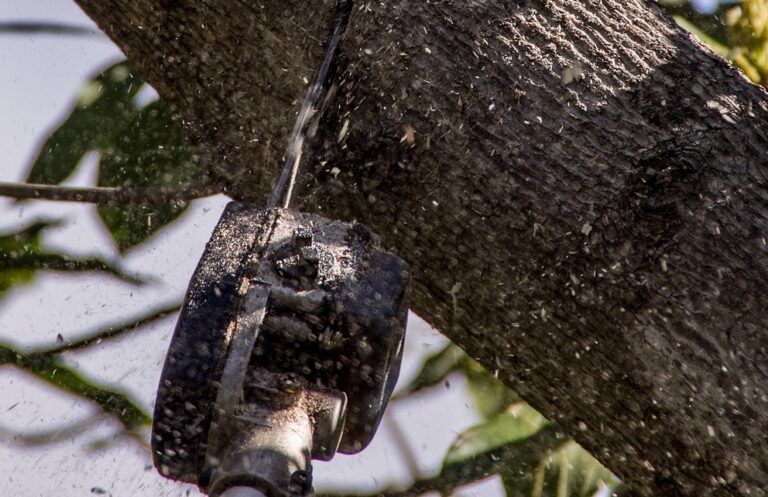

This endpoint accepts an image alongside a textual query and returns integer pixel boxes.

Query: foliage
[661,0,768,86]
[0,218,154,436]
[96,100,198,250]
[0,222,49,297]
[403,345,619,496]
[0,342,151,430]
[26,61,205,251]
[724,0,768,84]
[0,220,142,298]
[444,403,546,465]
[501,441,618,497]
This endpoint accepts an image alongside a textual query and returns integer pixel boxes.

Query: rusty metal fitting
[205,370,345,497]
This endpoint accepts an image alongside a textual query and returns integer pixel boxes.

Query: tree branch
[384,415,422,482]
[71,0,768,493]
[320,423,635,497]
[0,181,221,205]
[0,414,150,454]
[0,22,103,37]
[0,343,151,429]
[0,415,105,447]
[0,252,146,286]
[34,301,180,355]
[0,304,181,431]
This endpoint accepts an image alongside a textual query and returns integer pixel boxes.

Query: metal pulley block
[151,202,410,496]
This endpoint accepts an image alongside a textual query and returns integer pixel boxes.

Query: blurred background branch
[0,342,151,430]
[0,21,104,37]
[36,302,181,355]
[0,414,105,447]
[319,426,566,497]
[0,181,221,204]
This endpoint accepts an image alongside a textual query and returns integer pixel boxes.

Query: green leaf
[97,203,188,253]
[502,441,619,497]
[673,15,730,57]
[443,398,618,497]
[464,358,519,419]
[30,357,151,429]
[96,100,201,251]
[26,59,203,251]
[0,344,150,429]
[445,403,547,466]
[26,61,143,184]
[0,221,54,297]
[399,343,467,397]
[0,220,142,298]
[436,424,565,496]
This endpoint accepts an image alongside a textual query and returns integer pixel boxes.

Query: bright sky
[0,1,501,496]
[692,0,740,14]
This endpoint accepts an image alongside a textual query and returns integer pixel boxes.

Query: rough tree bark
[73,0,768,495]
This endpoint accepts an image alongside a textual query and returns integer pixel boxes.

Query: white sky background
[0,1,504,496]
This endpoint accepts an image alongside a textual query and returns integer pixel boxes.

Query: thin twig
[86,426,151,454]
[0,252,146,285]
[35,301,181,355]
[0,22,103,37]
[0,414,150,455]
[0,181,221,205]
[385,415,422,480]
[0,304,181,432]
[0,415,105,446]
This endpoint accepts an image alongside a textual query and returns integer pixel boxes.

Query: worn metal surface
[152,203,275,484]
[152,202,410,493]
[205,368,344,497]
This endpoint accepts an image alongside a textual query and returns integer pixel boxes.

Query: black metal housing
[151,202,409,488]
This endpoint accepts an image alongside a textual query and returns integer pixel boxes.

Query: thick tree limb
[73,0,768,494]
[72,0,337,198]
